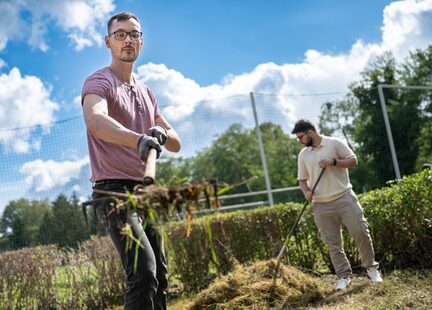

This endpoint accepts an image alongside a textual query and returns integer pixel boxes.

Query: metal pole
[377,84,401,180]
[250,92,274,206]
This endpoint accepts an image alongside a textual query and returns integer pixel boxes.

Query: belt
[94,179,144,188]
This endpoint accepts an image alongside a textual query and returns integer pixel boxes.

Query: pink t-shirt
[81,67,162,181]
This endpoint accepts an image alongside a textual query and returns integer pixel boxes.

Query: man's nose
[123,33,134,43]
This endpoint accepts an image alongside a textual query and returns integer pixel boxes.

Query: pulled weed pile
[187,259,331,309]
[86,179,223,223]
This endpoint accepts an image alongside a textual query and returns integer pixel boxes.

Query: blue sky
[1,0,432,214]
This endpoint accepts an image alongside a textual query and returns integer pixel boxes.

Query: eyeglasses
[108,30,142,41]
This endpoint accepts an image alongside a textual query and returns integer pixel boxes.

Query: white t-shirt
[297,136,356,202]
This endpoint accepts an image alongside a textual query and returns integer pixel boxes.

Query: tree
[191,124,260,189]
[319,46,432,190]
[349,54,401,189]
[154,122,302,204]
[156,156,192,184]
[0,198,49,249]
[400,46,432,168]
[38,194,90,248]
[259,122,302,189]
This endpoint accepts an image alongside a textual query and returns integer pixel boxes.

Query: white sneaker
[367,267,383,283]
[335,277,351,290]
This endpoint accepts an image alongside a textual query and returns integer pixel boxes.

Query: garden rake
[270,167,326,287]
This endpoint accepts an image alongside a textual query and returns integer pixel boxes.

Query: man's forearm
[86,113,141,148]
[164,128,181,152]
[334,157,357,168]
[154,115,181,152]
[299,180,310,195]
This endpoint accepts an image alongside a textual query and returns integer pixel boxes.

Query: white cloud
[0,158,92,215]
[136,42,379,132]
[0,1,24,51]
[0,179,32,216]
[73,95,82,107]
[136,63,208,121]
[381,0,432,60]
[0,68,58,153]
[20,156,90,192]
[0,0,115,52]
[134,0,432,157]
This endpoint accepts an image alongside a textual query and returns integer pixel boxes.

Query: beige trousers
[313,190,379,278]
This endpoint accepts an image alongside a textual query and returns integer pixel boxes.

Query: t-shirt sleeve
[336,139,356,159]
[146,87,162,119]
[297,150,309,180]
[81,72,112,105]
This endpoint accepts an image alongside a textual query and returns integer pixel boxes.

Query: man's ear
[105,36,111,48]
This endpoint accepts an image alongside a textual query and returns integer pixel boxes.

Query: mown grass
[165,269,432,310]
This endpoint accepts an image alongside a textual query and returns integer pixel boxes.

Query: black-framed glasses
[108,30,142,41]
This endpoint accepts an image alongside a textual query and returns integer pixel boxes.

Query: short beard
[118,55,137,63]
[305,136,313,147]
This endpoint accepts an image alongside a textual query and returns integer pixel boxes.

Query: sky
[1,0,432,214]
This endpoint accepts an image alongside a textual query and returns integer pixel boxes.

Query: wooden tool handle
[143,148,157,186]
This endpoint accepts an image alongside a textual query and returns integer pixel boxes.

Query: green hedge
[1,170,430,305]
[167,169,432,291]
[361,169,432,269]
[167,203,330,291]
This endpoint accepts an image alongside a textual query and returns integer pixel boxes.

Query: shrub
[361,169,432,269]
[0,245,60,309]
[1,171,430,304]
[167,203,330,291]
[0,237,124,309]
[60,236,125,309]
[167,170,432,291]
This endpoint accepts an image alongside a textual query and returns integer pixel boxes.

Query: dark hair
[107,12,140,33]
[291,119,317,134]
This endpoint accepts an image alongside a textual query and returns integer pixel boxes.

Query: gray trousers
[312,190,379,278]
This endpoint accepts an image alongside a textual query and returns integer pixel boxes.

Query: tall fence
[1,89,424,250]
[0,92,345,210]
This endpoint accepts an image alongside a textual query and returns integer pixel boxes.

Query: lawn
[166,269,432,309]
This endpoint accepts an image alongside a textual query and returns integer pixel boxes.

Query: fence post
[377,85,401,180]
[377,84,432,180]
[250,92,274,206]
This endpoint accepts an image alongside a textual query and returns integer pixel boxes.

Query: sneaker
[335,277,351,290]
[367,267,383,283]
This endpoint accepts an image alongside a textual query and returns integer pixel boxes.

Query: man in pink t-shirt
[81,12,181,310]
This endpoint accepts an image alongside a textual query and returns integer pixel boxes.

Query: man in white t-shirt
[291,119,382,290]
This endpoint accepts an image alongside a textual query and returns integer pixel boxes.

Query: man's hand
[319,158,336,168]
[304,190,313,200]
[137,135,162,161]
[147,125,168,145]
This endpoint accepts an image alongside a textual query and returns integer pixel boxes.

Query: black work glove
[147,125,168,145]
[137,134,162,160]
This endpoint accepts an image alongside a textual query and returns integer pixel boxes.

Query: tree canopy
[319,48,432,190]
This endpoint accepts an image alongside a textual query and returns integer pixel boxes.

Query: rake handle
[143,148,157,186]
[276,167,326,260]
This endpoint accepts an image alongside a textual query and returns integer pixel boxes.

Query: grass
[54,265,70,301]
[306,270,432,309]
[166,268,432,310]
